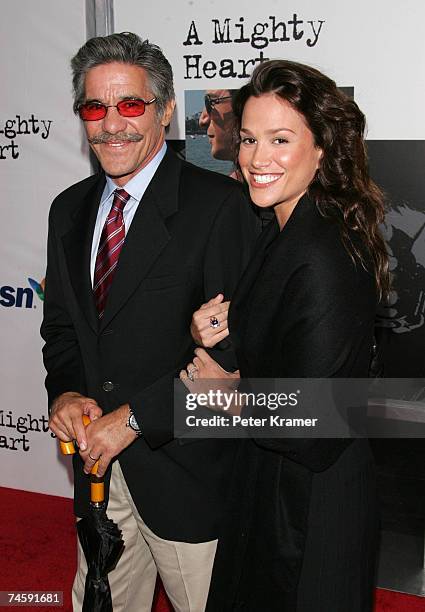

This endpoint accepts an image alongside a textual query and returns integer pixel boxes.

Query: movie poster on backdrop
[0,0,90,496]
[116,0,425,378]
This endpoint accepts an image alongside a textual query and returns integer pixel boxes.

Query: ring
[187,366,198,382]
[209,316,220,329]
[89,452,99,461]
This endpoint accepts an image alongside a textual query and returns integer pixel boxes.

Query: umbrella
[59,416,125,611]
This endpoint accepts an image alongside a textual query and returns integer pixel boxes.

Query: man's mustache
[88,133,144,145]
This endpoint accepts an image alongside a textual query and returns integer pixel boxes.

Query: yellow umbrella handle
[59,439,77,455]
[58,415,104,503]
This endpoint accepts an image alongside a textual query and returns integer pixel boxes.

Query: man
[42,33,257,612]
[198,89,242,181]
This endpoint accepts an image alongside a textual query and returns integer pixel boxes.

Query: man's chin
[98,157,137,178]
[103,165,140,185]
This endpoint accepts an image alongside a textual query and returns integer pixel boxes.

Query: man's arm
[127,186,259,450]
[202,185,259,371]
[83,186,258,468]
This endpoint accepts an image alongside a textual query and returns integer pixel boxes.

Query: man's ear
[161,99,176,127]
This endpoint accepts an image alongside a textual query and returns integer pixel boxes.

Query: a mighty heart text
[182,15,325,80]
[0,410,53,452]
[0,114,53,160]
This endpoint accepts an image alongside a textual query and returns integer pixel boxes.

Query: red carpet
[0,487,423,611]
[374,589,425,611]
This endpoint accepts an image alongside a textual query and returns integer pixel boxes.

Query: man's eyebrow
[83,94,144,103]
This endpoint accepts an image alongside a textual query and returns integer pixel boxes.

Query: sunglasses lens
[117,99,146,117]
[79,103,106,121]
[78,99,148,121]
[204,96,212,114]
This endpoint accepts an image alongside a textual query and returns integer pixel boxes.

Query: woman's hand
[180,348,240,413]
[181,347,240,382]
[190,294,230,347]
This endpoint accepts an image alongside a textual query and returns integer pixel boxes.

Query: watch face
[129,414,139,432]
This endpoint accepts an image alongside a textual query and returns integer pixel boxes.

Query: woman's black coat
[206,194,379,612]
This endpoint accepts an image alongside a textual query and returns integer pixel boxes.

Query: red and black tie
[93,189,130,318]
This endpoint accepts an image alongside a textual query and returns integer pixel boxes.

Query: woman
[182,60,389,611]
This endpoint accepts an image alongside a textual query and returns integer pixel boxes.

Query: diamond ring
[187,366,198,382]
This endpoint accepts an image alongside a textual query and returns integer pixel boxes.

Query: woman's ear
[315,146,324,168]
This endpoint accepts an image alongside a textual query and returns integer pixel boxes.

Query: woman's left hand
[180,348,240,414]
[181,347,240,381]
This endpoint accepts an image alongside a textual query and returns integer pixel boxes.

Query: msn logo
[0,278,44,308]
[0,285,34,308]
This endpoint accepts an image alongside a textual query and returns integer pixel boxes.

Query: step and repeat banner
[115,0,425,376]
[115,0,424,140]
[0,0,90,497]
[1,0,424,498]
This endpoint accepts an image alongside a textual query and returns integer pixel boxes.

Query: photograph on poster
[185,89,238,177]
[369,140,425,377]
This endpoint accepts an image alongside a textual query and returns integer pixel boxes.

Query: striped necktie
[93,188,130,318]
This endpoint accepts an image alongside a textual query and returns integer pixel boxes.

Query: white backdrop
[0,0,90,497]
[1,0,424,499]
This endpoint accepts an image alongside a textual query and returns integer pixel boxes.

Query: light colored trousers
[72,461,217,612]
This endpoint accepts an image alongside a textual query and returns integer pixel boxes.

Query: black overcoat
[41,148,259,542]
[206,194,379,611]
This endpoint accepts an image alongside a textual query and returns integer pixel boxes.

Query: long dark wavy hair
[232,59,390,299]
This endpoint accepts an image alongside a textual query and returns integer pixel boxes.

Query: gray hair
[71,32,175,118]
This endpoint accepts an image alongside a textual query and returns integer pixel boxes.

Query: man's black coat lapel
[61,176,104,333]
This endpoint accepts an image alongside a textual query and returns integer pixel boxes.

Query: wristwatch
[126,406,142,436]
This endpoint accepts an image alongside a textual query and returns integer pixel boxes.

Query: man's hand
[49,392,102,451]
[81,404,137,477]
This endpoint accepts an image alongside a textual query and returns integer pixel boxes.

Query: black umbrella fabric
[77,498,124,611]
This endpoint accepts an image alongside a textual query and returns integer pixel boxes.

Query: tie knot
[112,189,130,212]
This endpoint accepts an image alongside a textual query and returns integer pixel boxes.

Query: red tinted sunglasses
[78,97,156,121]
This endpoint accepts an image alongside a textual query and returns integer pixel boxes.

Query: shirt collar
[100,142,167,207]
